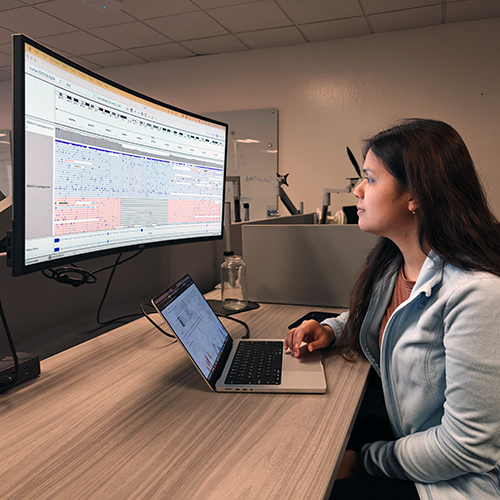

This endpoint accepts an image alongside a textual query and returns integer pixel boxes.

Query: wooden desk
[0,295,370,500]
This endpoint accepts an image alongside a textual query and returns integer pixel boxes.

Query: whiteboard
[206,108,278,221]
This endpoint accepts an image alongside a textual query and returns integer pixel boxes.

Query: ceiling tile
[0,68,10,82]
[208,1,292,32]
[300,16,371,42]
[0,43,11,56]
[275,0,363,24]
[192,0,261,7]
[362,0,441,15]
[0,0,494,72]
[145,11,228,41]
[181,34,248,54]
[370,5,442,33]
[0,6,76,37]
[35,0,136,30]
[237,26,306,49]
[88,22,172,48]
[0,51,11,66]
[80,50,147,67]
[0,27,13,46]
[38,31,118,56]
[120,0,200,20]
[129,43,195,61]
[446,0,500,23]
[0,1,25,10]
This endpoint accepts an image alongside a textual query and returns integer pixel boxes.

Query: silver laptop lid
[152,274,232,390]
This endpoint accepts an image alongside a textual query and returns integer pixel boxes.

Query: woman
[285,119,500,499]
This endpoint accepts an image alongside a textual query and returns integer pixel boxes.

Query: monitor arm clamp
[277,173,303,216]
[320,178,359,224]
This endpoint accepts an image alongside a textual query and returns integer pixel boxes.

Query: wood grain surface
[0,295,369,500]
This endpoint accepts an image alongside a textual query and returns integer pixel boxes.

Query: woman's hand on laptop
[285,320,335,357]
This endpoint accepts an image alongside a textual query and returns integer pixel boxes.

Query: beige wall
[96,17,500,218]
[1,18,499,215]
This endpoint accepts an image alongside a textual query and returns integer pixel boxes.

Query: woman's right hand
[284,319,335,357]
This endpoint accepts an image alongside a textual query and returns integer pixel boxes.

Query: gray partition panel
[242,224,378,308]
[227,213,315,256]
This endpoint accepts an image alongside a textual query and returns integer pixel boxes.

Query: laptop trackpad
[284,345,323,372]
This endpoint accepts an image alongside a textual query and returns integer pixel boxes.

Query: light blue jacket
[323,251,500,499]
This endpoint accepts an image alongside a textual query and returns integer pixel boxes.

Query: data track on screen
[23,43,226,267]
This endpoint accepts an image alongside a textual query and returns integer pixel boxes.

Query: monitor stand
[0,352,41,393]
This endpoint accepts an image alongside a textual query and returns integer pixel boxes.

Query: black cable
[41,249,144,287]
[41,264,97,286]
[140,302,176,338]
[91,250,144,275]
[217,314,250,339]
[140,303,251,340]
[95,252,143,327]
[0,294,19,391]
[42,250,144,329]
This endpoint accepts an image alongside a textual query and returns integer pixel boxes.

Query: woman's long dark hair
[338,118,500,359]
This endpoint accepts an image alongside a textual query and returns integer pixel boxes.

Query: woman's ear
[408,199,419,214]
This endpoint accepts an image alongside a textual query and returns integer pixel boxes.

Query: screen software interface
[22,41,226,268]
[156,276,229,380]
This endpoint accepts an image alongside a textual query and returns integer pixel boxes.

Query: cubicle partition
[242,223,378,308]
[223,212,316,257]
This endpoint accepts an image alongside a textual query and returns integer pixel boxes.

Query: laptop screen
[153,275,231,381]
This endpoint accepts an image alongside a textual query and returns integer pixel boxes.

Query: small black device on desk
[288,311,339,330]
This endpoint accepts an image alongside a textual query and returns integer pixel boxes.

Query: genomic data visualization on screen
[23,42,226,267]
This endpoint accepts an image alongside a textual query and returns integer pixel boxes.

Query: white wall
[1,18,499,216]
[94,17,500,218]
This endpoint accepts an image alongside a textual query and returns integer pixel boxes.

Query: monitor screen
[9,34,227,276]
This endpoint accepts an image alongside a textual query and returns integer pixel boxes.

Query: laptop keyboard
[225,341,283,385]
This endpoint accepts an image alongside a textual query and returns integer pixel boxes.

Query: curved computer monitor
[9,34,228,277]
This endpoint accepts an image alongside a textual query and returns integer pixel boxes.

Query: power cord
[140,303,251,340]
[217,314,250,339]
[42,250,144,329]
[42,249,143,287]
[140,302,176,338]
[95,252,144,327]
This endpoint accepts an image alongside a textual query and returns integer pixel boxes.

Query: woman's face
[354,150,416,241]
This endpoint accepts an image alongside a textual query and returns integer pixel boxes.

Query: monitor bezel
[10,34,228,277]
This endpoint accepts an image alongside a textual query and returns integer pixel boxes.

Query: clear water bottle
[221,253,248,311]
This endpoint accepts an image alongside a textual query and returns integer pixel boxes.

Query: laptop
[151,274,327,393]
